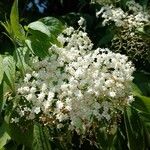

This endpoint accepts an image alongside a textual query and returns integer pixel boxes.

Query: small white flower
[56,101,64,110]
[41,83,47,92]
[34,107,41,114]
[37,92,45,101]
[11,117,19,123]
[47,91,54,101]
[30,87,36,93]
[78,17,85,26]
[109,91,116,97]
[26,93,34,101]
[128,95,134,103]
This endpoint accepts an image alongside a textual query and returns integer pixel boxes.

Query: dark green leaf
[137,95,150,112]
[0,55,4,85]
[7,122,33,147]
[0,123,11,149]
[25,31,50,58]
[98,30,114,46]
[143,24,150,35]
[32,124,52,150]
[124,107,145,150]
[133,71,150,96]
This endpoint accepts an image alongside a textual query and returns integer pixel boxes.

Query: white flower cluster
[96,5,126,27]
[14,26,135,134]
[97,0,149,28]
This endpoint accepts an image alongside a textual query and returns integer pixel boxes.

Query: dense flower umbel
[96,0,150,68]
[14,25,135,134]
[97,0,149,28]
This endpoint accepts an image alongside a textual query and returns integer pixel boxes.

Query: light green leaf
[28,21,50,36]
[0,55,4,84]
[0,123,11,149]
[13,47,31,76]
[3,56,16,92]
[137,95,150,111]
[28,17,64,37]
[131,83,143,96]
[39,17,64,35]
[10,0,25,42]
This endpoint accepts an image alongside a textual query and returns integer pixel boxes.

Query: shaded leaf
[7,122,33,147]
[32,124,52,150]
[25,31,51,58]
[0,123,10,149]
[137,95,150,112]
[0,55,4,85]
[98,30,114,46]
[124,107,145,150]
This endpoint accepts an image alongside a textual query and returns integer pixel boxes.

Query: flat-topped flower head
[14,25,135,134]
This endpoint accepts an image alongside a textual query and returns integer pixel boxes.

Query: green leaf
[10,0,25,43]
[0,55,4,85]
[25,31,51,58]
[137,95,150,112]
[32,124,52,150]
[0,80,12,112]
[7,121,33,147]
[28,17,64,37]
[28,21,50,37]
[139,111,150,122]
[13,47,31,76]
[0,82,4,112]
[124,107,145,150]
[3,56,16,92]
[0,123,11,149]
[133,71,150,96]
[132,82,150,113]
[98,30,114,46]
[96,127,116,149]
[26,17,64,57]
[131,83,143,96]
[39,17,64,35]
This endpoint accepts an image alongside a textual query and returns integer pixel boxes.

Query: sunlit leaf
[10,0,25,43]
[3,56,16,92]
[28,21,50,37]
